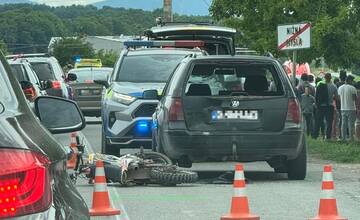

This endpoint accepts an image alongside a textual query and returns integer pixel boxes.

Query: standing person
[308,74,315,87]
[313,73,338,140]
[335,70,347,139]
[314,76,325,137]
[338,75,358,141]
[355,81,360,140]
[301,86,315,136]
[298,73,315,96]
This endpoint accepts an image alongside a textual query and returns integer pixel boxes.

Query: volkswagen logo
[231,100,240,108]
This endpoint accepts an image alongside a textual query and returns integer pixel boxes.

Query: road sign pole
[292,50,297,87]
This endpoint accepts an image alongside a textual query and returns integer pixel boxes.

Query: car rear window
[185,62,284,96]
[70,69,112,83]
[116,54,185,83]
[31,62,56,81]
[9,64,29,82]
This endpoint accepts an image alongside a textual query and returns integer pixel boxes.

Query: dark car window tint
[31,62,56,81]
[9,64,29,82]
[71,69,112,83]
[116,55,185,83]
[185,63,284,96]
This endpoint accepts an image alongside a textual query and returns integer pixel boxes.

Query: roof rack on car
[161,22,214,26]
[263,52,274,58]
[123,40,205,49]
[6,53,51,60]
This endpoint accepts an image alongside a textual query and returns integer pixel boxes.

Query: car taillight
[169,98,184,121]
[0,149,52,219]
[286,98,301,124]
[23,86,37,102]
[52,80,61,89]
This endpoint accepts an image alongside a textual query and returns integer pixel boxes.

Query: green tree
[210,0,360,69]
[95,49,119,67]
[52,37,95,67]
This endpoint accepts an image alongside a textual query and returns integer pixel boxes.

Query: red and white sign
[277,23,311,50]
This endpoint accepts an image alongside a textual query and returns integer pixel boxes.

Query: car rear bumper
[13,205,89,220]
[161,128,304,162]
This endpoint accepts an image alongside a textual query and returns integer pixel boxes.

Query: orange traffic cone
[221,164,260,220]
[67,132,78,169]
[89,160,121,216]
[309,165,347,220]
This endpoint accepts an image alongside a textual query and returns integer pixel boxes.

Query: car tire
[287,138,307,180]
[101,132,120,156]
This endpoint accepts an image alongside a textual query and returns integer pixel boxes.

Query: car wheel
[101,132,120,156]
[287,138,307,180]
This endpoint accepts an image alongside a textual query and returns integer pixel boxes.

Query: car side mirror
[143,89,158,100]
[40,80,52,90]
[94,79,109,88]
[35,96,86,134]
[67,73,77,82]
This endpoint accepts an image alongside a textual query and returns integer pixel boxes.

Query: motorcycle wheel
[150,166,198,185]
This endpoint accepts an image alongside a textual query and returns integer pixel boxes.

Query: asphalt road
[55,118,360,220]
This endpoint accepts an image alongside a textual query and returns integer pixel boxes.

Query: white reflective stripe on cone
[95,167,105,177]
[94,183,108,192]
[234,171,245,180]
[233,188,247,197]
[322,172,333,182]
[321,189,334,199]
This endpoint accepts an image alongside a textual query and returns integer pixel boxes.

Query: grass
[307,137,360,163]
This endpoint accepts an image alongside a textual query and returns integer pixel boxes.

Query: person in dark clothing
[337,70,347,87]
[313,73,339,140]
[314,76,325,136]
[308,74,315,85]
[293,77,301,100]
[301,86,315,136]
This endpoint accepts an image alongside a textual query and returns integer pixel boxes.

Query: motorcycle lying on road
[68,141,198,186]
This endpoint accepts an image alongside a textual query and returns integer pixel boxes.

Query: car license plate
[211,110,258,120]
[79,89,92,96]
[92,89,101,95]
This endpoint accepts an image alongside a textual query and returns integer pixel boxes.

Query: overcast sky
[33,0,103,6]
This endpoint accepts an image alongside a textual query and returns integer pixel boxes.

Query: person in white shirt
[338,75,358,141]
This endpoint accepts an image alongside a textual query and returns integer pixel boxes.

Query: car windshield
[31,62,56,81]
[116,54,185,82]
[70,69,112,83]
[9,64,29,82]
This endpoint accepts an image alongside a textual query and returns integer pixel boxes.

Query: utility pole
[164,0,173,22]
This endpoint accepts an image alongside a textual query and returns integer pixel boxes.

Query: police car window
[116,54,185,83]
[185,63,284,96]
[31,62,56,81]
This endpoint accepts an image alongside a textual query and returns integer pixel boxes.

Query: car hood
[111,82,166,97]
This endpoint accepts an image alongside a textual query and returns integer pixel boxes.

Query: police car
[95,40,206,155]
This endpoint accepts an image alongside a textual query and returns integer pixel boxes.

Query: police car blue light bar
[124,40,204,48]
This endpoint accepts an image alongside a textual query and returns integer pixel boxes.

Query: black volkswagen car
[0,51,89,219]
[152,55,307,180]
